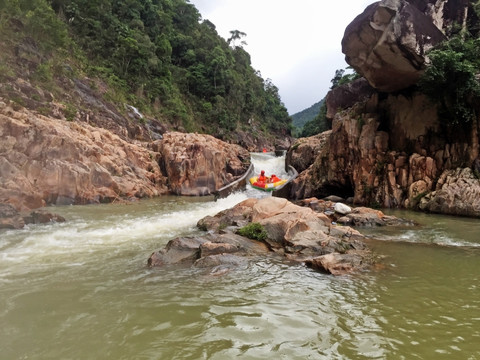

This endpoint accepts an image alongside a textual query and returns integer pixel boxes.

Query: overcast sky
[189,0,374,115]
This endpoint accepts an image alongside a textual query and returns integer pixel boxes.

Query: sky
[189,0,374,115]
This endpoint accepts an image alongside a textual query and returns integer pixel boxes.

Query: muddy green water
[1,156,479,359]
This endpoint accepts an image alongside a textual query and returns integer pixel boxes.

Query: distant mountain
[291,99,324,129]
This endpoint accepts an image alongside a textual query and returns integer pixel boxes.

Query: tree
[227,29,247,48]
[419,35,480,124]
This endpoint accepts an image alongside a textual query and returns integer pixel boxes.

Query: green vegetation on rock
[236,222,267,242]
[419,34,480,125]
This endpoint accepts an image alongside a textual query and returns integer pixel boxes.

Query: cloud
[190,0,374,114]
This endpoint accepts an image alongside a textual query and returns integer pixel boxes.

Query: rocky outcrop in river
[149,197,388,276]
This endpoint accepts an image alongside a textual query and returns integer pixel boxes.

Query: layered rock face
[288,88,480,214]
[0,100,168,210]
[342,0,469,92]
[0,100,251,210]
[152,132,250,196]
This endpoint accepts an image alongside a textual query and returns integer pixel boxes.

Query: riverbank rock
[419,168,480,217]
[152,132,250,196]
[149,197,376,276]
[0,100,168,210]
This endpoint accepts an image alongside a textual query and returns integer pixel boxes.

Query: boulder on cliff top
[342,0,447,92]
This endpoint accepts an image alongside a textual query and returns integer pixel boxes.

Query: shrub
[419,35,480,125]
[236,222,267,242]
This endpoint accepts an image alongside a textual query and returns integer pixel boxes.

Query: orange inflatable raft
[249,175,287,192]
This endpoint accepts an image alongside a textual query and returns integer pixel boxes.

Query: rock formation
[0,100,168,210]
[419,168,480,217]
[152,132,250,196]
[342,0,470,92]
[288,92,480,215]
[0,99,251,210]
[287,0,480,218]
[149,197,381,276]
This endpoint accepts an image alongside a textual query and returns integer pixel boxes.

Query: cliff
[288,0,480,217]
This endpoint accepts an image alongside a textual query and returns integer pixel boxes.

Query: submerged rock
[23,210,66,225]
[305,251,373,276]
[0,203,66,229]
[0,203,25,229]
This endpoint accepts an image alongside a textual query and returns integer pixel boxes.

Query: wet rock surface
[149,197,392,276]
[0,203,65,229]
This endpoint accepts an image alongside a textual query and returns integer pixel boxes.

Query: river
[0,154,479,359]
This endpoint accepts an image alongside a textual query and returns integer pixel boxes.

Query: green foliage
[330,66,360,89]
[419,35,480,125]
[236,222,268,242]
[1,0,291,140]
[291,99,324,130]
[63,102,77,121]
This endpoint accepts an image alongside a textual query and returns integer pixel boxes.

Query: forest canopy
[0,0,292,141]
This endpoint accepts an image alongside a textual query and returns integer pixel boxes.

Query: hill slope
[0,0,292,149]
[291,100,324,129]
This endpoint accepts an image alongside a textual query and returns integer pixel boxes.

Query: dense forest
[0,0,292,143]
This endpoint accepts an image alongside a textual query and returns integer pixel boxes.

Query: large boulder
[153,132,250,196]
[342,0,449,92]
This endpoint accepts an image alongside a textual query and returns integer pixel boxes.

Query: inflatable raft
[249,176,288,192]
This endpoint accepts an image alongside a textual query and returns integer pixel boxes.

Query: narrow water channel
[0,154,479,359]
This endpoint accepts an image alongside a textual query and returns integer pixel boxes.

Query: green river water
[1,155,479,359]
